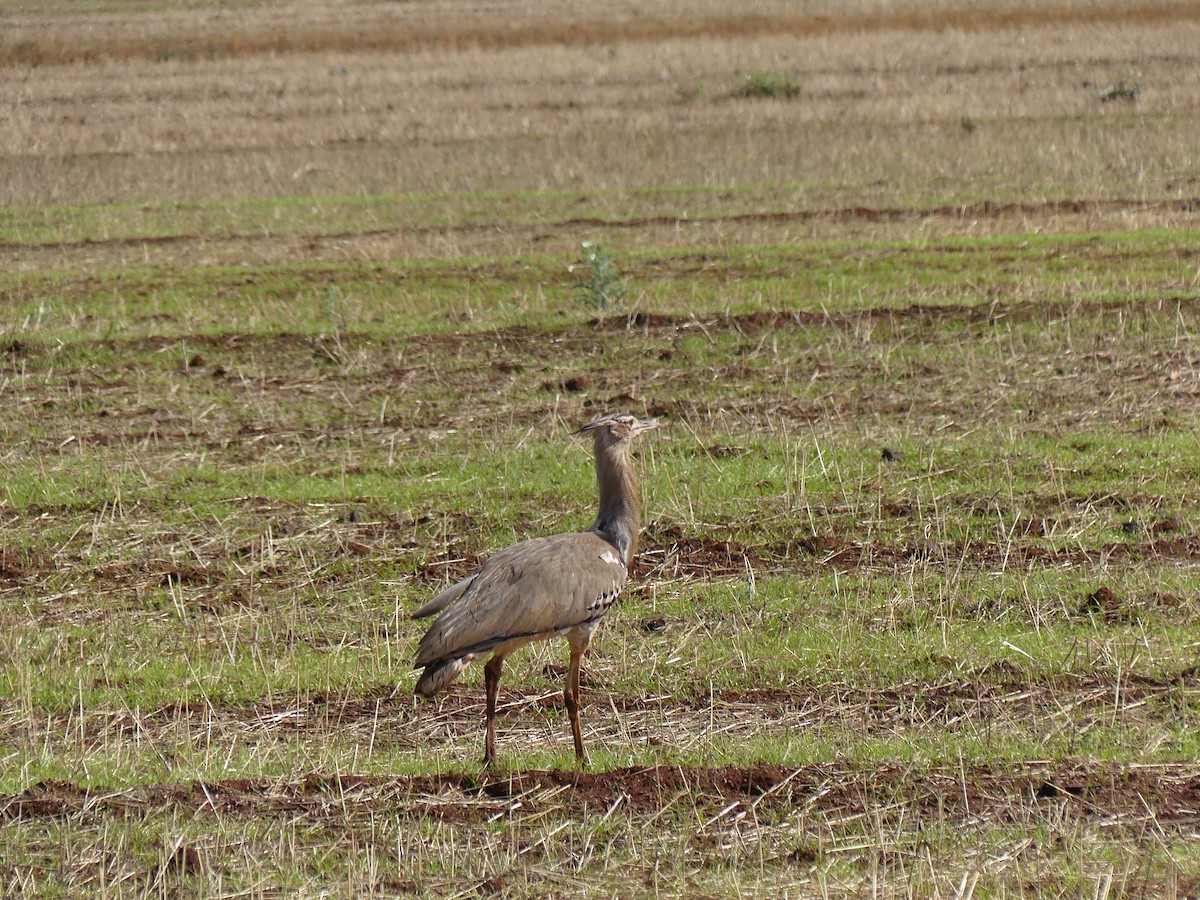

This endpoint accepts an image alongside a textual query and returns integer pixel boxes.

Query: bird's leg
[565,635,590,767]
[482,655,504,766]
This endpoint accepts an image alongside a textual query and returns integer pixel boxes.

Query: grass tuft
[733,69,801,99]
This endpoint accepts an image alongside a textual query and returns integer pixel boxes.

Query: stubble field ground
[1,1,1199,896]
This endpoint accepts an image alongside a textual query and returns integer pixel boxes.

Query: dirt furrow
[5,2,1200,68]
[5,294,1200,364]
[2,529,1197,602]
[4,196,1199,255]
[5,760,1199,831]
[4,665,1195,757]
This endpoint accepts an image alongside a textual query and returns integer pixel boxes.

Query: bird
[411,412,659,766]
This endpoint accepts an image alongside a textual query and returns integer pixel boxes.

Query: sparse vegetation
[733,68,802,99]
[2,0,1200,896]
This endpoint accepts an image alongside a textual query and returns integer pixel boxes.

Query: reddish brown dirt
[4,761,1198,832]
[636,527,1200,581]
[603,295,1200,337]
[6,293,1198,364]
[5,290,1199,442]
[4,197,1199,257]
[7,526,1197,602]
[12,663,1194,760]
[5,3,1199,68]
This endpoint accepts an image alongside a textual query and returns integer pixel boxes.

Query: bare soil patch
[6,760,1199,836]
[9,663,1195,774]
[5,2,1198,68]
[650,531,1200,578]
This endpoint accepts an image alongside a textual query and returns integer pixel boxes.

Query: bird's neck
[588,441,641,567]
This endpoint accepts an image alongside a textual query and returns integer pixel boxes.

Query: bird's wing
[414,531,628,668]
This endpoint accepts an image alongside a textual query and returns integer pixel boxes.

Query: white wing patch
[600,549,621,566]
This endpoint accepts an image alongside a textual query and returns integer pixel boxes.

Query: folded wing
[414,531,628,672]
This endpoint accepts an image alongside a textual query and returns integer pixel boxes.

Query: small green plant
[574,241,626,311]
[734,69,801,99]
[320,285,345,323]
[960,115,977,133]
[676,82,705,104]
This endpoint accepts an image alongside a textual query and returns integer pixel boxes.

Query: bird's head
[575,412,660,447]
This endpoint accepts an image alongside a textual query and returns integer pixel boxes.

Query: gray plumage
[412,412,659,766]
[413,532,625,691]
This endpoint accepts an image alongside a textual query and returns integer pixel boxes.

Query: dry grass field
[2,1,1200,896]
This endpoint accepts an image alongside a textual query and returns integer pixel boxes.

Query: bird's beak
[631,417,660,435]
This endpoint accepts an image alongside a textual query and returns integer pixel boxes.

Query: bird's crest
[575,412,659,442]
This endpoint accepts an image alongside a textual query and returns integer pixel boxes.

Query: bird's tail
[414,654,474,697]
[412,575,476,620]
